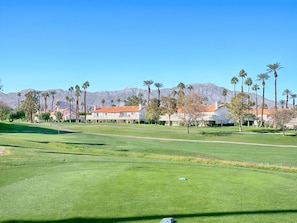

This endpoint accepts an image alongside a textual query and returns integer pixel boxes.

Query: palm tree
[257,73,270,127]
[101,99,105,106]
[222,88,228,103]
[143,80,154,105]
[154,82,163,102]
[117,98,121,106]
[238,69,247,93]
[75,85,81,123]
[41,92,49,112]
[56,100,61,110]
[231,76,238,97]
[283,89,291,109]
[82,81,90,123]
[49,90,56,111]
[267,62,282,110]
[244,77,253,95]
[279,99,285,109]
[35,91,41,114]
[187,85,193,93]
[252,84,260,126]
[17,92,21,107]
[291,93,296,111]
[68,86,74,123]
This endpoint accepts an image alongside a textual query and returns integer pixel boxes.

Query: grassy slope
[0,122,297,222]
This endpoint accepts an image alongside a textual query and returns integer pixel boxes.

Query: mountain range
[0,83,274,110]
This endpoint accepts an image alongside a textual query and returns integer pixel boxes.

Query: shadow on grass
[0,122,71,134]
[200,131,233,136]
[251,128,283,133]
[2,209,297,222]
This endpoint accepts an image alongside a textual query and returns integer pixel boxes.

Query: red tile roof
[94,106,141,113]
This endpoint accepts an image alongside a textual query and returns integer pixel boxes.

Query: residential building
[87,104,146,123]
[159,102,234,126]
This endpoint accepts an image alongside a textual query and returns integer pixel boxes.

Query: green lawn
[0,122,296,222]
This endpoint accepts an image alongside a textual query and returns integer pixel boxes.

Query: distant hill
[0,83,274,109]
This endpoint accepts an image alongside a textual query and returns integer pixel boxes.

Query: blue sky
[0,0,296,101]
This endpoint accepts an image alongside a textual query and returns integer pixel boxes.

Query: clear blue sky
[0,0,296,101]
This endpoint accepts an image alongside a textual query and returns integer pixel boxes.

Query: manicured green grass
[0,122,297,222]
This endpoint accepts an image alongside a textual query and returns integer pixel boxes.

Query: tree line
[226,63,296,132]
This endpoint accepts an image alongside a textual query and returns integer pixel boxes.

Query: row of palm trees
[65,81,90,123]
[229,62,296,126]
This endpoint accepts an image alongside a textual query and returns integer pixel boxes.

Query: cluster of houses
[48,102,297,128]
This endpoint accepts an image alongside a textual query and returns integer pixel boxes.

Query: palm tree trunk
[274,76,277,111]
[261,86,265,127]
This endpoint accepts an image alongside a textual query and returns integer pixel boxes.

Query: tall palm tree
[75,85,81,123]
[82,81,90,123]
[244,77,253,95]
[68,86,74,123]
[279,100,285,109]
[282,89,291,109]
[187,85,193,93]
[267,62,282,110]
[238,69,247,93]
[154,82,163,102]
[290,93,296,111]
[252,84,260,126]
[257,73,270,127]
[41,92,49,112]
[56,100,61,110]
[49,90,56,111]
[222,88,228,103]
[101,99,105,106]
[231,76,238,97]
[35,91,41,114]
[17,92,21,107]
[143,80,154,105]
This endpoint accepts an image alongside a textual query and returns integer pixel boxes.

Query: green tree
[39,112,51,122]
[101,99,105,106]
[145,98,161,124]
[176,82,186,106]
[55,111,63,122]
[82,81,90,123]
[282,89,291,109]
[222,88,228,103]
[238,69,247,93]
[41,92,49,112]
[226,93,250,132]
[231,76,238,97]
[49,90,56,111]
[68,86,74,123]
[257,73,270,127]
[22,91,39,123]
[154,82,163,102]
[125,95,143,106]
[75,85,81,123]
[244,77,253,126]
[0,102,12,121]
[17,92,21,107]
[252,84,260,126]
[143,80,154,105]
[9,107,25,121]
[160,94,177,126]
[279,99,285,109]
[56,100,61,109]
[267,62,282,111]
